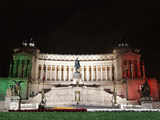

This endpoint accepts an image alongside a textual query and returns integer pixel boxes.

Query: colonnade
[9,60,32,78]
[122,59,142,79]
[38,64,114,81]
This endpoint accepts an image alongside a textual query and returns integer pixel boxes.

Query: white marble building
[35,52,121,84]
[10,41,146,106]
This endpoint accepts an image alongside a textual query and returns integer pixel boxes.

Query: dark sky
[0,0,160,78]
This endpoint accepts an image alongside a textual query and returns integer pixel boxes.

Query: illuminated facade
[8,41,160,105]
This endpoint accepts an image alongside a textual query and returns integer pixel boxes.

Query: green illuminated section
[0,78,28,101]
[9,53,33,79]
[8,78,27,99]
[0,78,9,101]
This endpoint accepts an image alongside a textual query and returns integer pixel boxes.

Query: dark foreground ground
[0,112,160,120]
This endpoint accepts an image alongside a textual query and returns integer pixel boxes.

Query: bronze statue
[141,80,150,97]
[10,80,23,96]
[74,58,80,72]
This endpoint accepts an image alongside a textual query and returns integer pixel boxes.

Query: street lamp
[112,50,117,106]
[39,62,47,109]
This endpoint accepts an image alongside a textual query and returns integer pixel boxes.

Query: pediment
[13,48,34,60]
[13,47,38,56]
[13,52,33,61]
[123,51,140,57]
[13,52,33,57]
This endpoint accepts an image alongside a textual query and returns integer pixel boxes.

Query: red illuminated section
[127,79,159,101]
[121,51,142,79]
[121,51,160,101]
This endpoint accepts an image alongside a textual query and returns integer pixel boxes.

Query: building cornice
[38,53,116,61]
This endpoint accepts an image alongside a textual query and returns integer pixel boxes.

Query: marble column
[48,65,51,80]
[71,66,73,81]
[49,65,52,80]
[101,65,103,81]
[67,66,69,81]
[110,66,112,80]
[86,66,90,81]
[142,62,146,80]
[63,66,67,81]
[127,61,131,79]
[43,64,46,81]
[47,65,49,80]
[94,66,96,81]
[21,61,25,78]
[131,61,134,79]
[112,64,115,81]
[84,66,87,81]
[59,66,62,81]
[61,65,64,81]
[46,65,48,80]
[81,66,84,81]
[24,60,28,78]
[55,65,57,81]
[96,66,98,81]
[12,60,17,77]
[40,65,44,80]
[105,66,108,80]
[38,65,41,80]
[133,62,137,79]
[98,66,101,80]
[69,66,72,81]
[114,61,117,81]
[25,60,30,78]
[51,65,54,80]
[45,65,48,80]
[91,66,94,81]
[57,66,59,81]
[18,60,22,78]
[89,66,92,81]
[107,67,109,80]
[137,60,141,78]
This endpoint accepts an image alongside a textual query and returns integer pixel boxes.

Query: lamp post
[112,62,117,105]
[126,74,128,101]
[39,62,46,109]
[112,50,117,106]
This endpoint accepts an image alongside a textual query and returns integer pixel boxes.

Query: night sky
[0,0,160,78]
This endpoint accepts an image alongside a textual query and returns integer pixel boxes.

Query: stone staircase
[28,86,127,107]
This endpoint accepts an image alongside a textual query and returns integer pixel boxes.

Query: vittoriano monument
[4,39,160,110]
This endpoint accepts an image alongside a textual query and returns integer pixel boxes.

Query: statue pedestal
[5,96,20,110]
[140,97,153,109]
[72,72,83,85]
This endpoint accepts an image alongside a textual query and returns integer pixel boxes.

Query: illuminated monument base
[29,70,127,107]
